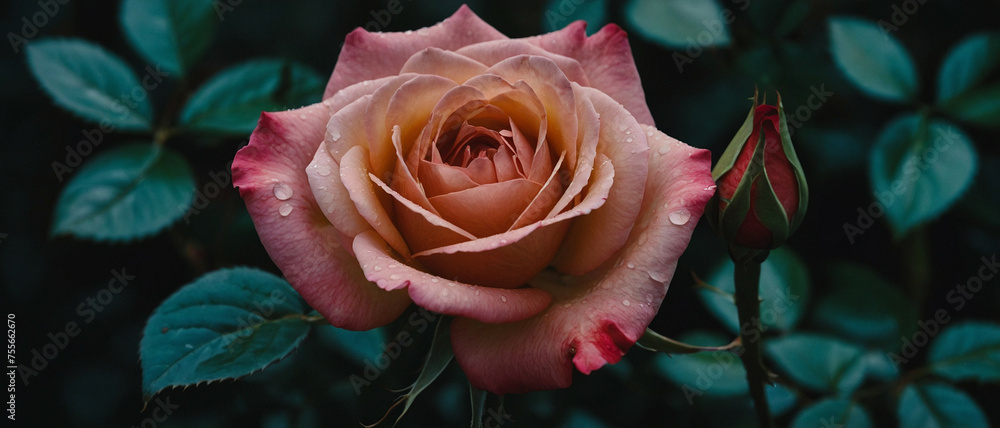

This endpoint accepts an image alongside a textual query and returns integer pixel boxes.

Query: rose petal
[306,142,368,240]
[339,145,412,259]
[233,103,411,330]
[417,159,479,197]
[399,47,489,84]
[526,22,655,126]
[485,55,579,169]
[429,179,541,237]
[551,85,649,275]
[450,127,714,394]
[415,219,571,289]
[368,171,477,252]
[353,230,552,323]
[325,5,507,98]
[454,39,591,86]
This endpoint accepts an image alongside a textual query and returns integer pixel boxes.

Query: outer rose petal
[352,230,552,323]
[233,103,411,330]
[324,5,507,98]
[526,21,655,126]
[450,127,714,394]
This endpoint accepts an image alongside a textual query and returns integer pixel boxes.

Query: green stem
[733,251,774,428]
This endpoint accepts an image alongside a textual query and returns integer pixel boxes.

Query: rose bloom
[233,6,713,394]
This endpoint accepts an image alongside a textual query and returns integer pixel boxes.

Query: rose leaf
[51,143,196,242]
[120,0,217,77]
[869,114,978,236]
[897,383,989,428]
[179,59,324,136]
[139,267,313,406]
[790,398,873,428]
[829,17,918,103]
[25,38,153,131]
[927,321,1000,383]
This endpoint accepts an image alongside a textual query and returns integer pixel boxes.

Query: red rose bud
[707,91,808,250]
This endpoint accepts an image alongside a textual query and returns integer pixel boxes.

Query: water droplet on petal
[626,137,633,143]
[625,129,632,135]
[389,274,400,280]
[658,145,670,155]
[622,299,631,307]
[273,182,293,200]
[373,265,382,272]
[637,232,648,246]
[626,262,635,269]
[278,203,293,216]
[431,278,439,283]
[299,114,307,120]
[316,164,332,176]
[669,210,691,225]
[500,295,508,303]
[330,128,342,141]
[704,184,717,192]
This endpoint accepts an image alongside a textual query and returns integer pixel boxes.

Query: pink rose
[232,5,713,394]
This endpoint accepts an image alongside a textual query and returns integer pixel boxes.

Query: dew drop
[637,232,648,246]
[500,295,508,303]
[448,282,456,287]
[625,128,632,135]
[299,114,307,120]
[373,265,383,272]
[330,128,342,141]
[626,137,633,143]
[431,278,439,283]
[389,274,400,280]
[475,289,481,296]
[626,262,635,269]
[658,145,670,155]
[316,164,332,176]
[704,184,717,192]
[273,182,294,200]
[669,210,691,226]
[622,299,631,307]
[499,239,508,245]
[388,264,398,269]
[278,203,293,216]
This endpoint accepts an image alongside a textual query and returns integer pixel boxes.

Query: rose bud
[707,91,808,250]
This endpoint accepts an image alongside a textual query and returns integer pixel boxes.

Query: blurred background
[2,0,998,426]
